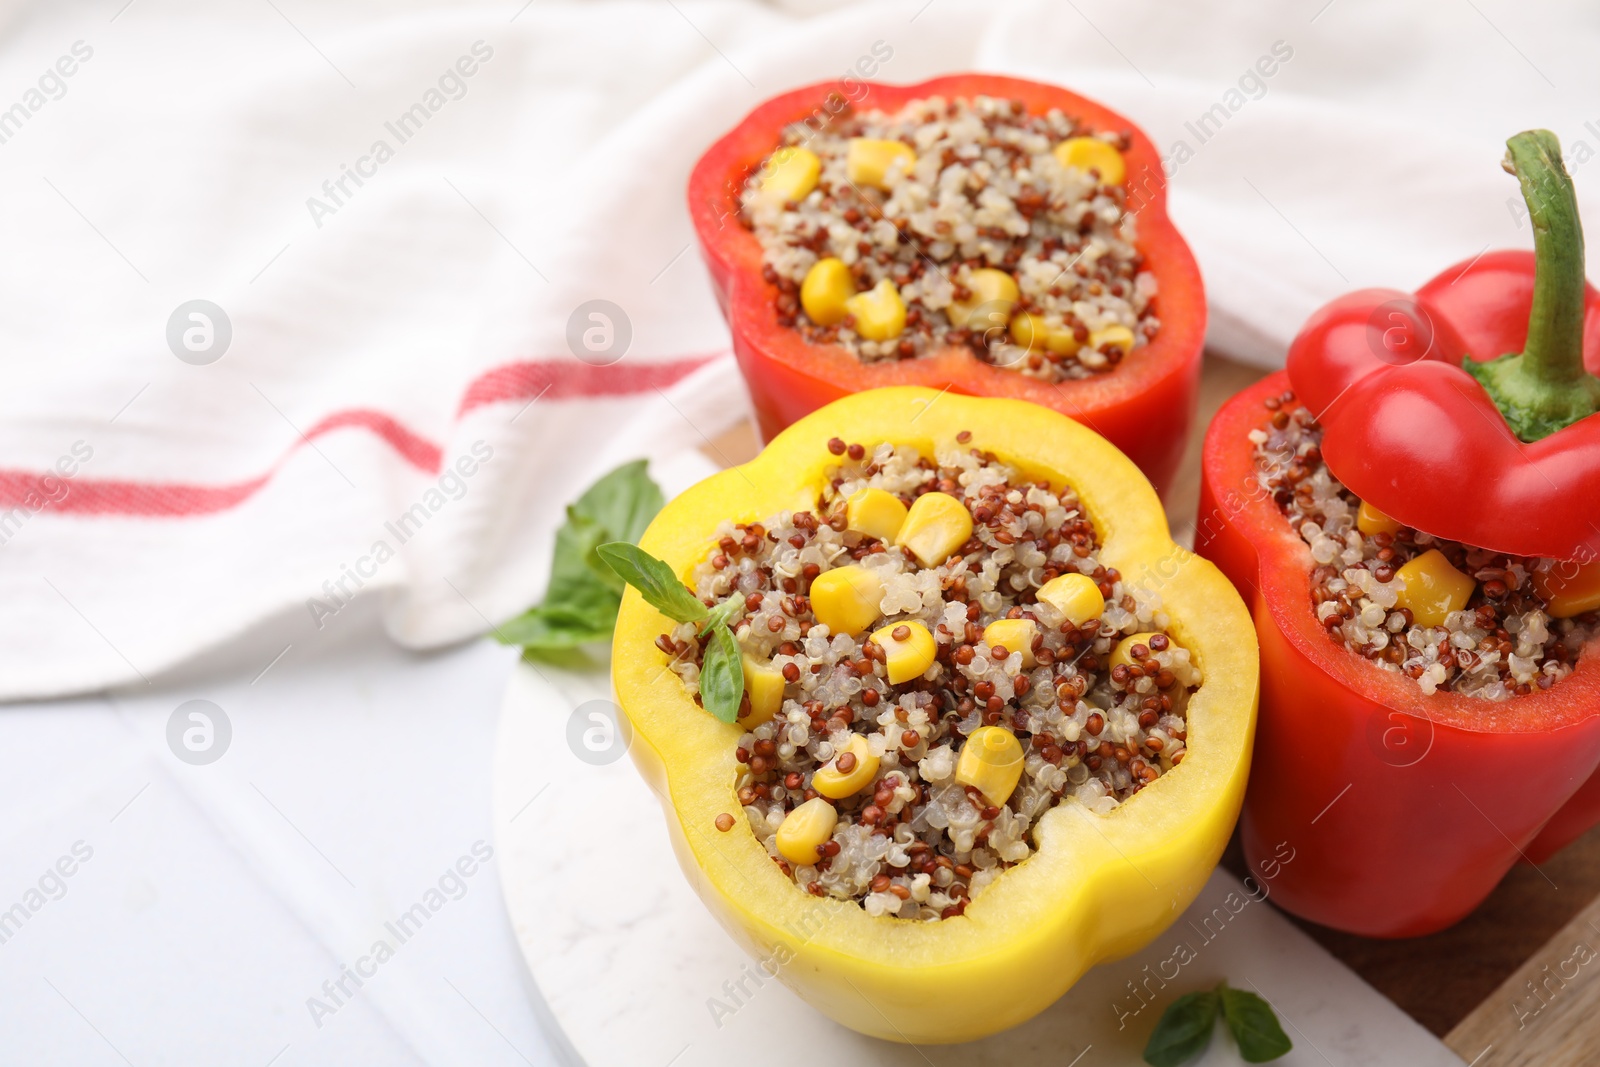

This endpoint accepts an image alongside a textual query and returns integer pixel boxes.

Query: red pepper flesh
[688,75,1206,497]
[1198,370,1600,936]
[1287,132,1600,561]
[1285,257,1600,561]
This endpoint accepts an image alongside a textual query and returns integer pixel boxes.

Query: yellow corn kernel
[1009,311,1079,355]
[1111,632,1164,672]
[812,734,880,800]
[954,726,1025,807]
[871,620,936,685]
[1395,549,1476,628]
[808,565,883,637]
[983,618,1038,668]
[775,797,838,865]
[846,138,915,190]
[800,257,856,327]
[1036,573,1105,627]
[757,146,820,205]
[947,268,1020,331]
[846,488,908,543]
[895,491,974,567]
[843,279,907,341]
[1089,325,1136,355]
[740,653,784,728]
[1053,136,1126,185]
[1356,500,1404,538]
[1533,559,1600,618]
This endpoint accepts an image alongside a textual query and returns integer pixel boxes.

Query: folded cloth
[4,0,1596,700]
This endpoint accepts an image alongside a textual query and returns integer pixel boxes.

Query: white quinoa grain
[1252,395,1594,700]
[667,439,1197,919]
[741,95,1157,383]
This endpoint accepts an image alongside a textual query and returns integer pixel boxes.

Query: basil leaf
[704,596,744,632]
[569,460,664,593]
[1220,986,1292,1063]
[698,623,745,724]
[495,604,616,650]
[494,460,663,652]
[543,515,621,615]
[597,542,708,624]
[496,516,619,648]
[1143,990,1219,1067]
[570,459,664,555]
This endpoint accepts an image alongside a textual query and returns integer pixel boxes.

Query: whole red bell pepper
[1197,130,1600,937]
[687,74,1205,497]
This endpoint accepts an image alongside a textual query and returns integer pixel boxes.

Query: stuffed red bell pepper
[688,74,1205,496]
[1197,130,1600,937]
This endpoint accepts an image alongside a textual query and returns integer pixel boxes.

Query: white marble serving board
[493,658,1465,1067]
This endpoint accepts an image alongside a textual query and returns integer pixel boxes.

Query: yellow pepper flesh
[612,387,1258,1044]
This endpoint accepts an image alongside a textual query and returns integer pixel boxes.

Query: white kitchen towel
[5,0,1598,700]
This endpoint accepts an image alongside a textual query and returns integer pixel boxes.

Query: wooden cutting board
[1444,888,1600,1066]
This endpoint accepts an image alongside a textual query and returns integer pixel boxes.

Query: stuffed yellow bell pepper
[610,386,1257,1043]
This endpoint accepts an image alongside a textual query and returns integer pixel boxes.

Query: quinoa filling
[1252,390,1596,699]
[738,94,1159,383]
[661,437,1199,920]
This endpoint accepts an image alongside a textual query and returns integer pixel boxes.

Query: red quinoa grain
[1252,401,1594,699]
[669,439,1197,918]
[740,96,1158,383]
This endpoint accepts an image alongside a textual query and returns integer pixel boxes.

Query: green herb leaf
[496,517,619,648]
[542,514,620,614]
[495,604,616,650]
[1143,990,1219,1067]
[1220,986,1292,1063]
[494,461,663,653]
[704,596,744,632]
[570,459,663,542]
[596,542,708,624]
[568,460,665,591]
[698,623,745,723]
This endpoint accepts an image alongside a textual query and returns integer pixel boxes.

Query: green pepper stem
[1465,129,1600,441]
[1513,131,1587,383]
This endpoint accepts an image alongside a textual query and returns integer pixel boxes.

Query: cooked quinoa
[1252,390,1596,699]
[739,95,1159,382]
[658,438,1199,919]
